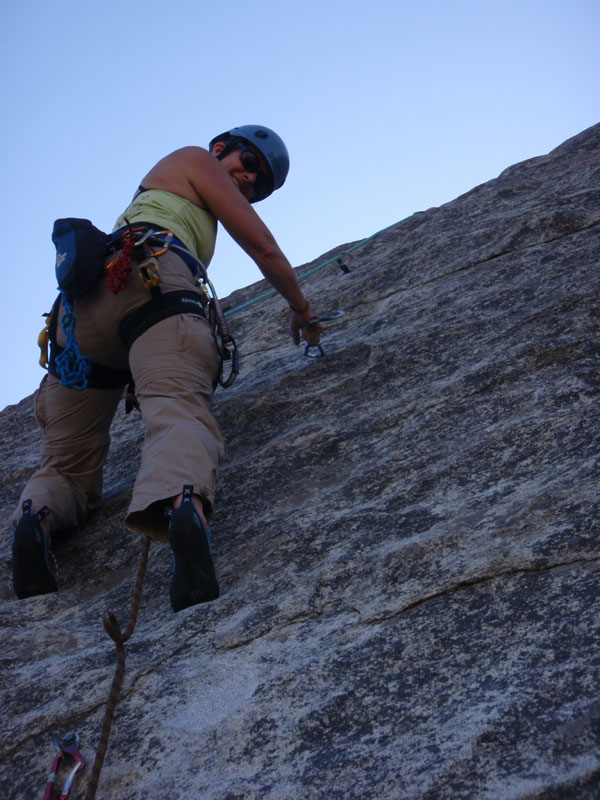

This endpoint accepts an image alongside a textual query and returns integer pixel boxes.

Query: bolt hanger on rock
[304,310,345,358]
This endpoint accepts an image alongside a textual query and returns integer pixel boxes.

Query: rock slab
[1,124,599,799]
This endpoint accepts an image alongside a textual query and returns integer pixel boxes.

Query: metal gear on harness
[38,312,52,369]
[105,221,135,294]
[138,257,162,289]
[159,234,240,388]
[44,221,240,393]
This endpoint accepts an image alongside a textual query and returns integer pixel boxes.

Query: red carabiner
[42,732,85,800]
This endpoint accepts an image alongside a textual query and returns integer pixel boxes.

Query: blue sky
[1,0,598,409]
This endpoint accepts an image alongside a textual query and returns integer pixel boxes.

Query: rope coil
[54,293,91,390]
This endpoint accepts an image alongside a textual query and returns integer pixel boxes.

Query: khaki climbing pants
[12,250,224,543]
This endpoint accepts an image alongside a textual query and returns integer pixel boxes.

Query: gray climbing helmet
[209,125,290,202]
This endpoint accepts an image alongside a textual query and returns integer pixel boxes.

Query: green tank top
[113,189,217,266]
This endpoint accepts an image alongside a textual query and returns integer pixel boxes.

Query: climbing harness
[44,205,402,390]
[83,536,151,800]
[111,225,239,389]
[43,731,85,800]
[45,220,239,392]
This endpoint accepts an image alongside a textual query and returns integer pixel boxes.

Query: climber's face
[211,141,269,201]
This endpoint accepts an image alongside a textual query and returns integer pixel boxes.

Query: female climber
[12,125,323,611]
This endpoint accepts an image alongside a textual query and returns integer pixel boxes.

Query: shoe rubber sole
[168,503,219,612]
[12,515,57,599]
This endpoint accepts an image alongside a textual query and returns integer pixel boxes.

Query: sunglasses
[239,147,271,199]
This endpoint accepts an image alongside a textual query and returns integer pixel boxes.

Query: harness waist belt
[120,289,207,350]
[48,290,208,390]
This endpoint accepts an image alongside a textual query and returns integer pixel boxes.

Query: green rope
[224,218,402,318]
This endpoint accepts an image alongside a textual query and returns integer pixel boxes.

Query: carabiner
[148,230,174,259]
[43,732,85,800]
[302,310,344,359]
[317,310,345,322]
[133,227,160,247]
[139,257,161,289]
[218,335,240,388]
[304,344,325,358]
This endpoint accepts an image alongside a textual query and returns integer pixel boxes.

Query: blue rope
[54,291,91,390]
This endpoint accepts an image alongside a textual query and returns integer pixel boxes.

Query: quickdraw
[43,731,85,800]
[303,310,345,358]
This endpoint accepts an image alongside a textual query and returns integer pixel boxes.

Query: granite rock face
[1,124,599,799]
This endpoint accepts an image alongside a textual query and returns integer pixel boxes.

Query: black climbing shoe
[12,501,57,599]
[168,486,219,612]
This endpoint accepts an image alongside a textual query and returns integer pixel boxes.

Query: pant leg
[125,313,224,542]
[15,248,219,539]
[12,374,123,530]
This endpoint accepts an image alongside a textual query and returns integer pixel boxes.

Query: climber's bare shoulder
[135,147,223,209]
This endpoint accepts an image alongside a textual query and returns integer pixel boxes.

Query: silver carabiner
[217,335,240,388]
[304,344,325,358]
[302,310,344,359]
[45,732,86,800]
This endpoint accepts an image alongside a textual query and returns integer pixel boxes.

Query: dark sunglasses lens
[240,149,261,173]
[237,147,271,199]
